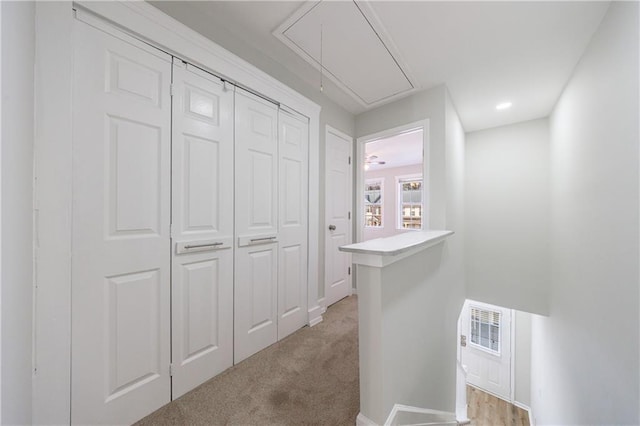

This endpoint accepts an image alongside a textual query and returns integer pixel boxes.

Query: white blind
[470,306,501,354]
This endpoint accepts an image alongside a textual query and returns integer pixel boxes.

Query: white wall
[32,3,74,423]
[1,2,35,424]
[465,119,550,315]
[444,88,465,290]
[444,88,467,412]
[356,85,466,415]
[531,2,639,424]
[357,86,448,230]
[1,4,3,420]
[513,310,531,407]
[363,163,422,241]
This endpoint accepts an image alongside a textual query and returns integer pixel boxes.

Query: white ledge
[339,230,454,268]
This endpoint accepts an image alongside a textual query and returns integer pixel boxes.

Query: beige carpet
[136,296,360,426]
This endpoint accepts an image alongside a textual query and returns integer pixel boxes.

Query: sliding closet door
[71,19,171,424]
[170,62,234,398]
[234,90,279,363]
[277,110,309,339]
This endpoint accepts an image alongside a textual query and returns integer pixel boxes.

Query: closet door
[71,19,171,424]
[277,110,309,339]
[171,62,234,398]
[234,90,279,363]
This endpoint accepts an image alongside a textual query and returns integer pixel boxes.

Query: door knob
[328,224,336,231]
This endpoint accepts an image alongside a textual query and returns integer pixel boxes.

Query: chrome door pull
[250,236,277,243]
[184,242,224,250]
[328,224,336,231]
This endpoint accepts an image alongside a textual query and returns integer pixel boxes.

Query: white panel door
[325,127,353,307]
[277,109,309,340]
[171,62,234,398]
[71,20,171,424]
[461,300,512,401]
[234,89,279,363]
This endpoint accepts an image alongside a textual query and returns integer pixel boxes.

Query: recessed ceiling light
[496,102,512,110]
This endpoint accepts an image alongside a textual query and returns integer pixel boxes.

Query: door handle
[328,224,336,231]
[250,236,277,243]
[460,335,467,347]
[184,242,224,250]
[176,238,231,254]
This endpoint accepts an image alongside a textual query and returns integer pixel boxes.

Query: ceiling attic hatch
[274,1,419,108]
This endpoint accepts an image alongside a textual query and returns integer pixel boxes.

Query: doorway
[356,122,426,243]
[324,126,353,307]
[459,300,512,400]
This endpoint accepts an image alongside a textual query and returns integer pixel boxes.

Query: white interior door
[234,89,279,363]
[461,300,512,400]
[170,62,234,398]
[71,19,172,424]
[324,127,353,307]
[277,109,309,339]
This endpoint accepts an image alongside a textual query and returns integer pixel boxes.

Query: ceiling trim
[354,1,420,93]
[273,0,421,110]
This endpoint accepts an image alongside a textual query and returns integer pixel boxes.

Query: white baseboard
[317,297,327,315]
[351,287,357,295]
[456,404,471,425]
[308,306,323,327]
[356,412,377,426]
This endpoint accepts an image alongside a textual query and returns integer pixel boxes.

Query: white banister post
[456,360,470,424]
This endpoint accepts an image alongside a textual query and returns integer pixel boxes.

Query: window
[397,177,422,229]
[470,306,501,354]
[364,180,383,228]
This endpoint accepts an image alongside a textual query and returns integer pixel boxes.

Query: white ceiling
[365,129,423,171]
[274,1,417,107]
[150,1,610,132]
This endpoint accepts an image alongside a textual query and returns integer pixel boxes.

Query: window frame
[396,174,423,231]
[469,304,502,356]
[364,178,384,228]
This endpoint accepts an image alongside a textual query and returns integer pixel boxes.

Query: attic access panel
[275,1,417,108]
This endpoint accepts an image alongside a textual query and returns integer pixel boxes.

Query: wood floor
[467,385,529,426]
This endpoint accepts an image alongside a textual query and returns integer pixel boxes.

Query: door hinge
[348,267,351,275]
[169,363,174,377]
[348,211,351,220]
[348,156,351,165]
[170,84,175,97]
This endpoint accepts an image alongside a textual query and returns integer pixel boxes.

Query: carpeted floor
[136,296,360,426]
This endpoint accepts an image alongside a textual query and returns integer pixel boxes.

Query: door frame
[33,2,321,423]
[459,299,515,402]
[355,120,429,243]
[323,125,354,308]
